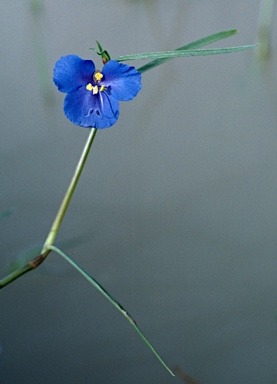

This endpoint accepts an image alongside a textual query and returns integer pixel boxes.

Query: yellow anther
[86,83,93,91]
[86,83,99,94]
[100,85,105,92]
[94,71,103,81]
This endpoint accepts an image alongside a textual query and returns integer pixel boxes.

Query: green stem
[0,264,32,288]
[0,251,49,289]
[0,128,97,289]
[41,128,97,253]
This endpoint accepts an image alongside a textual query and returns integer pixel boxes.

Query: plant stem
[0,128,97,289]
[41,128,97,253]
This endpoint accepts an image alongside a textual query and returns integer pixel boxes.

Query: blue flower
[53,55,142,129]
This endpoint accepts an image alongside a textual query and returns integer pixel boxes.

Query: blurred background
[1,1,277,383]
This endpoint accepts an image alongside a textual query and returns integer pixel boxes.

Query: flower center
[86,83,105,94]
[86,71,105,94]
[86,83,97,94]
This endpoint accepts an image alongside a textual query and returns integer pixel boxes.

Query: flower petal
[101,60,142,101]
[64,87,119,129]
[53,55,95,93]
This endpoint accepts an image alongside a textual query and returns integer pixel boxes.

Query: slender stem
[41,128,97,253]
[0,128,97,289]
[0,264,32,289]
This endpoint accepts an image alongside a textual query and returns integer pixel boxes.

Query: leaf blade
[49,245,174,376]
[116,45,256,63]
[137,29,238,73]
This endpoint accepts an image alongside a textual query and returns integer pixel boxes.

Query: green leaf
[48,245,174,377]
[136,29,238,73]
[116,45,256,63]
[114,29,255,73]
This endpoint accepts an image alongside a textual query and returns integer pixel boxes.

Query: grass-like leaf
[116,45,256,63]
[48,245,174,376]
[114,29,255,73]
[137,29,238,73]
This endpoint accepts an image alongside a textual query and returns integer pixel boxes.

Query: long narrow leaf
[116,45,256,63]
[48,245,174,376]
[136,29,238,73]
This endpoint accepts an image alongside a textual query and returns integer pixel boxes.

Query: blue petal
[101,60,142,101]
[53,55,95,93]
[64,87,119,129]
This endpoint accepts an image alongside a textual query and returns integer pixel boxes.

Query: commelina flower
[53,55,142,129]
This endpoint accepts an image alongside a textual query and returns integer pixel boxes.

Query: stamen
[100,85,105,92]
[93,71,103,83]
[86,83,93,91]
[92,85,99,95]
[86,83,99,94]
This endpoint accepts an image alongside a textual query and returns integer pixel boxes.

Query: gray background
[1,1,277,383]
